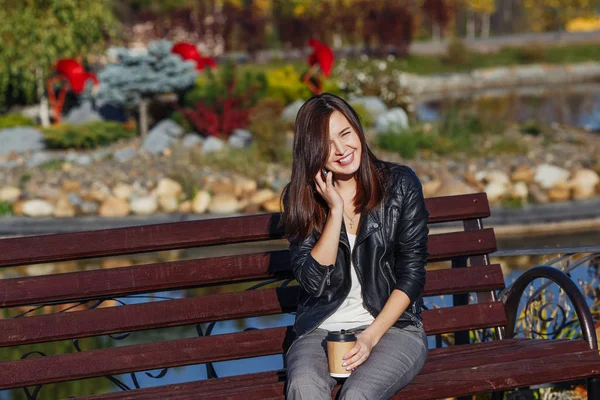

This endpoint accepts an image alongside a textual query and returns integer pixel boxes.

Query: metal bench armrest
[501,266,597,350]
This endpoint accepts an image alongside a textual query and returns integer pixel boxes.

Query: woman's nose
[332,140,345,155]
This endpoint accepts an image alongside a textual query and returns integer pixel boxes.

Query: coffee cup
[326,330,356,378]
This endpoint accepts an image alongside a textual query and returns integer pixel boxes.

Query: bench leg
[588,377,600,400]
[491,391,504,400]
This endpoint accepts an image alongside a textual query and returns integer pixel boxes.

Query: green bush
[377,126,435,159]
[520,120,543,136]
[184,61,268,108]
[170,111,194,133]
[486,136,528,155]
[0,113,34,129]
[444,38,470,66]
[0,201,12,216]
[43,121,136,150]
[351,103,375,128]
[514,45,547,63]
[265,66,312,105]
[248,97,291,163]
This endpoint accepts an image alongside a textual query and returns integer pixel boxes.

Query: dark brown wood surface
[77,339,598,400]
[0,194,490,268]
[0,302,507,389]
[0,229,496,308]
[0,266,505,347]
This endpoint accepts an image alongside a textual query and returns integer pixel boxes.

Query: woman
[281,93,429,400]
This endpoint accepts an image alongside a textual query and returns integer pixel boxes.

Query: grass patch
[0,201,12,216]
[40,159,63,170]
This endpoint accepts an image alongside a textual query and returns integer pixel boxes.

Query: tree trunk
[481,13,491,38]
[467,12,476,39]
[139,99,148,137]
[36,67,50,128]
[432,23,441,41]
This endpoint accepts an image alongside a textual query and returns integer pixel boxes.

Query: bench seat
[1,193,598,399]
[77,339,600,400]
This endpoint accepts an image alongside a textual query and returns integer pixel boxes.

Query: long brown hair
[281,93,384,241]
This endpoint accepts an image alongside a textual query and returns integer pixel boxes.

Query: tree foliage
[464,0,495,14]
[0,0,119,109]
[523,0,597,31]
[96,40,198,135]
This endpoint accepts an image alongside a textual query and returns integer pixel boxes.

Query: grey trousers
[285,324,428,400]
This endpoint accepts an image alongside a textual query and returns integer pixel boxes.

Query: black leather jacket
[289,161,429,338]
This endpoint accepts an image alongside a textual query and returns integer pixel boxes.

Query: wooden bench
[1,192,598,400]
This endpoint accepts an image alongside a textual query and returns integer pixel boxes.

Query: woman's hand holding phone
[314,169,344,212]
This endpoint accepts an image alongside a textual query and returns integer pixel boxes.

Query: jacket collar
[340,202,382,250]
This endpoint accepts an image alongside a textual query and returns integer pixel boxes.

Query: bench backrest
[0,193,505,391]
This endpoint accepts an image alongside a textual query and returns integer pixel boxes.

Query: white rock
[434,177,478,197]
[182,134,203,149]
[350,97,388,118]
[208,194,240,214]
[485,170,511,186]
[99,197,130,217]
[250,189,275,205]
[159,195,179,212]
[0,187,21,202]
[53,196,76,217]
[202,137,225,153]
[25,263,56,276]
[192,191,211,214]
[155,178,182,198]
[114,147,136,163]
[569,169,600,200]
[130,196,158,215]
[281,99,305,123]
[22,199,54,217]
[234,176,258,197]
[511,181,529,200]
[113,183,132,200]
[534,164,570,189]
[228,129,253,149]
[374,108,409,134]
[484,181,509,203]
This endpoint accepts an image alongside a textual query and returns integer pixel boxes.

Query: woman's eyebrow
[338,127,351,136]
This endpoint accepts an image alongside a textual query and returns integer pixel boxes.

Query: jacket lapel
[355,202,382,248]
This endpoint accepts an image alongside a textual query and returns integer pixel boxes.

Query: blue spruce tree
[97,40,198,136]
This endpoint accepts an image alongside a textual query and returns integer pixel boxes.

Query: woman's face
[324,110,362,178]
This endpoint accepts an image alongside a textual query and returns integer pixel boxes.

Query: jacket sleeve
[289,232,333,298]
[393,169,429,303]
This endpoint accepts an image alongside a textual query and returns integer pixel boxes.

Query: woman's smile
[337,151,354,166]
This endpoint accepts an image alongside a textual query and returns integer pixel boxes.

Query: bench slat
[196,347,600,400]
[0,302,506,389]
[0,194,490,268]
[1,229,496,307]
[76,339,594,400]
[0,265,504,347]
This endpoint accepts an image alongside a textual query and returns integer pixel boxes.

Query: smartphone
[321,168,334,185]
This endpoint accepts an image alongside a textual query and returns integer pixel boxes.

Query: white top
[318,233,375,332]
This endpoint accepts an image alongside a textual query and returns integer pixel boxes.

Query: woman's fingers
[342,344,360,361]
[314,172,326,192]
[345,349,369,370]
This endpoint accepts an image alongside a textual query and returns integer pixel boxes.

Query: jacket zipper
[296,240,352,340]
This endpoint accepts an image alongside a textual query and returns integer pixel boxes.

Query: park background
[1,0,600,399]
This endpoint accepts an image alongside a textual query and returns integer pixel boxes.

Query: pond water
[1,230,599,399]
[415,82,600,131]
